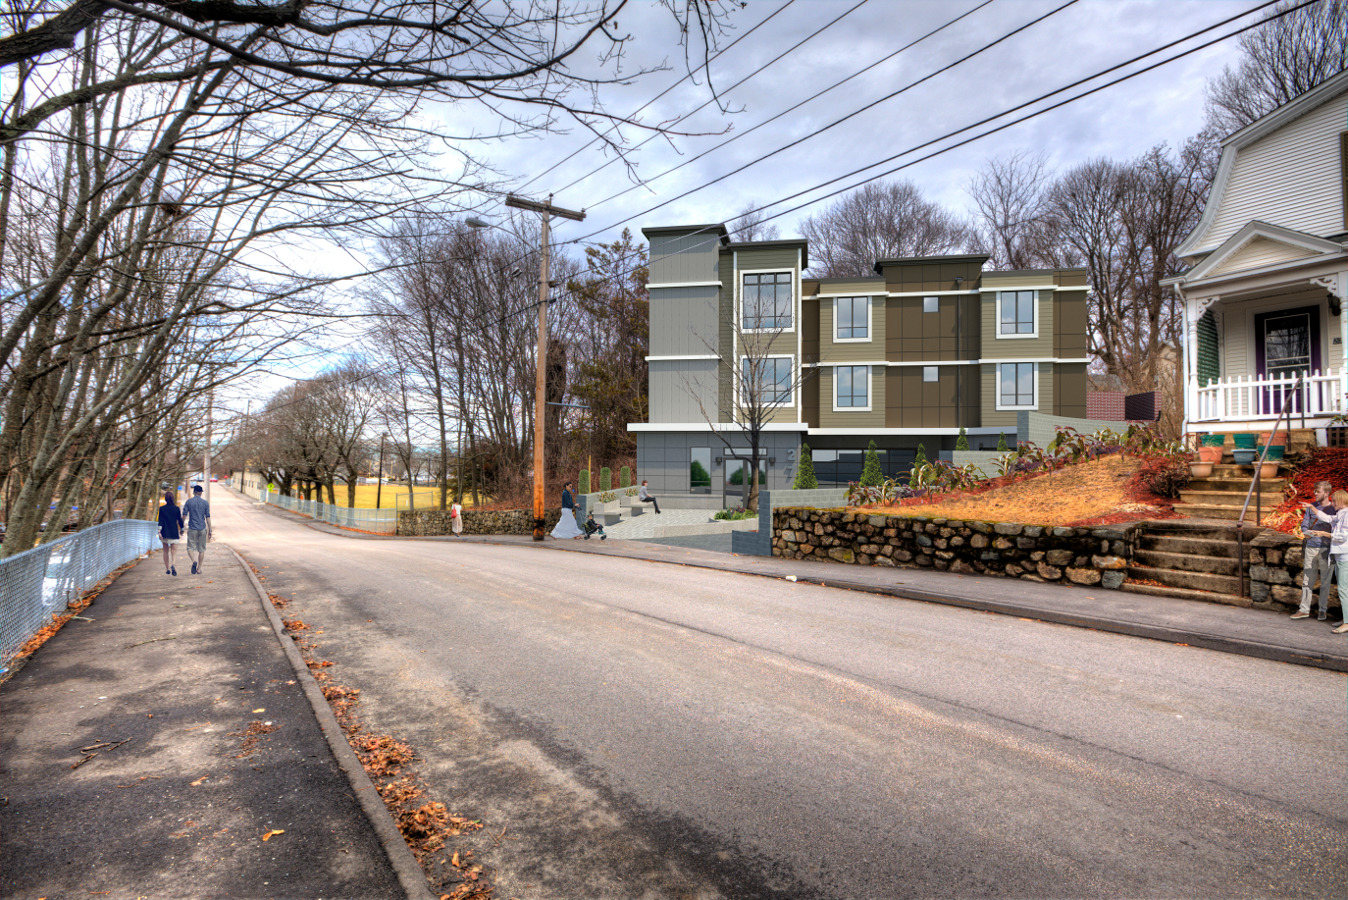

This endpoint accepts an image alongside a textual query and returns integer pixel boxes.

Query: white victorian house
[1170,69,1348,435]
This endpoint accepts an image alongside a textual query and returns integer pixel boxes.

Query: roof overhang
[1181,220,1346,286]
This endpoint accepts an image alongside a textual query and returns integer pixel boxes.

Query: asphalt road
[216,489,1348,899]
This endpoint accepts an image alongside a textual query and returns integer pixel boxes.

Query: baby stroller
[583,511,607,540]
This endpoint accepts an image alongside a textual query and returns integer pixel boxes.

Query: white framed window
[743,356,794,406]
[923,296,939,313]
[922,366,939,383]
[834,365,870,411]
[834,296,870,341]
[998,290,1037,338]
[997,362,1037,410]
[742,272,793,330]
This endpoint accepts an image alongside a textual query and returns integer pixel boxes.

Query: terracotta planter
[1189,462,1213,478]
[1197,446,1224,464]
[1259,431,1289,446]
[1260,462,1280,479]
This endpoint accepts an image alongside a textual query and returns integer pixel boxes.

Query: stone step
[1126,564,1243,595]
[1186,475,1286,493]
[1172,502,1276,522]
[1120,580,1252,608]
[1133,548,1240,576]
[1136,534,1243,559]
[1178,489,1285,507]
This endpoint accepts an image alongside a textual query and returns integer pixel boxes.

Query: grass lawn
[858,454,1178,527]
[303,484,484,509]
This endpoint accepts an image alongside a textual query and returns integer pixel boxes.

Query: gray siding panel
[649,359,718,423]
[648,231,723,285]
[649,285,721,356]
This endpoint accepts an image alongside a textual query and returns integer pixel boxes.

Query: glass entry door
[1255,306,1320,415]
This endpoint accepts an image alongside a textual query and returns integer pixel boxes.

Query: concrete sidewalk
[253,494,1348,673]
[0,545,426,900]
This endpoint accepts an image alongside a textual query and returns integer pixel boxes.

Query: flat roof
[641,224,729,241]
[873,254,991,272]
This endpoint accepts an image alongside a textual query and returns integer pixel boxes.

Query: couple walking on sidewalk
[156,484,213,576]
[1297,480,1348,633]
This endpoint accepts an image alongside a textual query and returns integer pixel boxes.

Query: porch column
[1185,297,1199,434]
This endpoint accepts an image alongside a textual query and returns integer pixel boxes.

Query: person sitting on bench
[638,480,661,515]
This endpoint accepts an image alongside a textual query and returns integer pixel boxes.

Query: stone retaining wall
[772,508,1132,588]
[399,507,566,536]
[1248,530,1341,610]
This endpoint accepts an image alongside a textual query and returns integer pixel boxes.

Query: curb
[229,546,436,900]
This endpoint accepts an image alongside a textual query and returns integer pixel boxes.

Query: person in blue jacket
[157,490,184,576]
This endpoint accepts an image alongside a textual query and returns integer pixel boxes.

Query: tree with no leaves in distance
[801,180,971,278]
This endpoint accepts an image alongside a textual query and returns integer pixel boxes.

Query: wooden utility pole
[504,194,585,541]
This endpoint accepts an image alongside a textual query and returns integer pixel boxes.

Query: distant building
[630,223,1090,503]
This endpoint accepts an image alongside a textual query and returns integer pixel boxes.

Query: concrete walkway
[0,541,430,900]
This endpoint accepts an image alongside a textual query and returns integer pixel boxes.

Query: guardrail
[258,489,398,534]
[0,519,159,671]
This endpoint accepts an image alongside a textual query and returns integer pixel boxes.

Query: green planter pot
[1257,445,1286,460]
[1201,434,1226,447]
[1232,433,1258,449]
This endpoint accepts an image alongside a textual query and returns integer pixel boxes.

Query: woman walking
[550,480,583,540]
[158,490,185,576]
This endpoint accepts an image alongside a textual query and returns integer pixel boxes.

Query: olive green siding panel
[1053,363,1088,417]
[735,248,800,272]
[886,295,962,361]
[818,366,885,429]
[980,290,1055,359]
[981,274,1056,290]
[820,296,885,363]
[811,278,884,295]
[884,366,979,428]
[740,333,794,358]
[1054,271,1089,287]
[717,250,733,423]
[980,364,1019,428]
[1053,289,1089,358]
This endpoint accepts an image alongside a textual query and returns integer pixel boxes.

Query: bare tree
[1204,0,1348,136]
[800,180,970,278]
[967,151,1059,270]
[731,204,781,242]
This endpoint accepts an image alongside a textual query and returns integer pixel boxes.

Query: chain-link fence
[0,519,159,671]
[258,490,398,534]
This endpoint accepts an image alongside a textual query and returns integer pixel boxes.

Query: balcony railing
[1191,368,1346,423]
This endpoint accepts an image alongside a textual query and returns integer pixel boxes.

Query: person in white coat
[450,498,463,536]
[550,481,583,539]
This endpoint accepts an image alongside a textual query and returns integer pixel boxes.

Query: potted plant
[1258,430,1289,447]
[1189,455,1213,479]
[1259,459,1281,479]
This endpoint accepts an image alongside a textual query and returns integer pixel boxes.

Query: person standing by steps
[1301,490,1348,632]
[639,480,661,515]
[1293,481,1335,620]
[182,484,212,574]
[157,491,184,576]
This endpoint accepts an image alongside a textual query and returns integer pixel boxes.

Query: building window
[836,365,869,409]
[999,362,1036,408]
[923,296,939,313]
[923,366,939,383]
[743,357,793,405]
[835,296,869,340]
[690,447,712,494]
[998,290,1036,337]
[742,272,793,330]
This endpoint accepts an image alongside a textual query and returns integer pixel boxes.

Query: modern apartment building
[630,223,1090,504]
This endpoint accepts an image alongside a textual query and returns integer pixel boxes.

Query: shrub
[955,426,969,451]
[909,443,928,488]
[578,469,591,495]
[1133,453,1190,498]
[860,440,883,487]
[598,490,617,503]
[794,443,818,489]
[600,467,612,492]
[714,505,756,521]
[620,466,631,488]
[996,432,1009,452]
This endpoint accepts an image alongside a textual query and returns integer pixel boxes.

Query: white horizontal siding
[1208,237,1318,277]
[1203,99,1347,249]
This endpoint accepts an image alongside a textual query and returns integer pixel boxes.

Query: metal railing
[258,489,398,534]
[0,519,159,670]
[1234,373,1302,599]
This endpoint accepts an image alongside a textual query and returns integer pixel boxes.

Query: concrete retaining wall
[731,488,849,556]
[399,507,565,536]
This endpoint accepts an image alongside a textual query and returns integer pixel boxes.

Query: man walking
[1294,480,1335,620]
[183,484,213,575]
[639,480,661,515]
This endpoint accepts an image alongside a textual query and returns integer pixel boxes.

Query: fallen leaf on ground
[190,776,208,786]
[261,829,284,841]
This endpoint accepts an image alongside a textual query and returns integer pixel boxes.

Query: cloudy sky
[440,0,1270,256]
